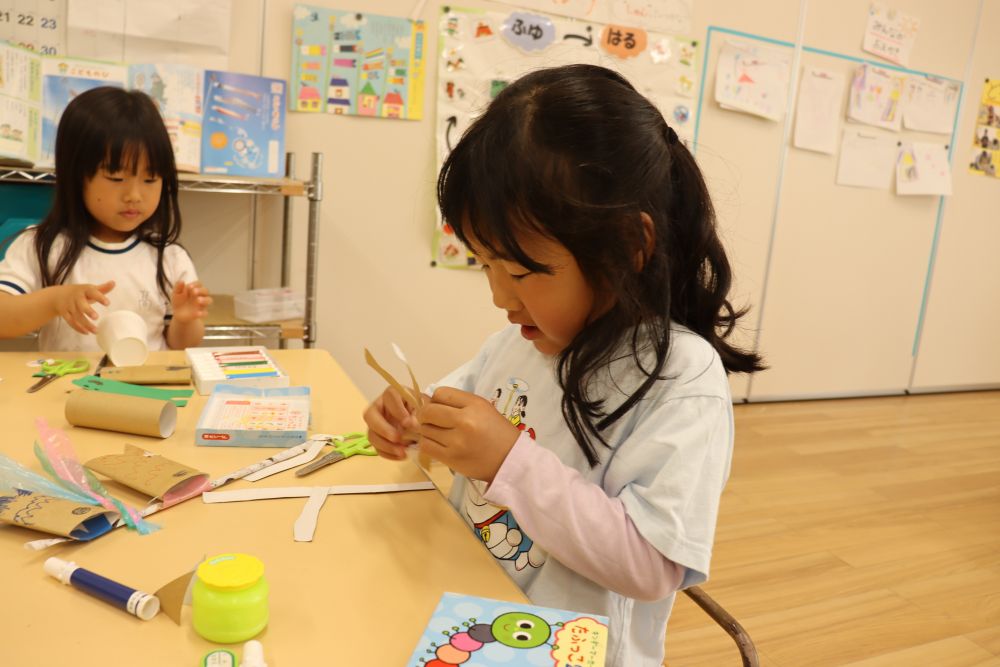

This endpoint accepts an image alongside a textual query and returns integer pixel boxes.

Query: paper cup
[97,310,148,367]
[66,390,177,438]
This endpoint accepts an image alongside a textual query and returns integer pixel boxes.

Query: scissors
[295,432,376,477]
[27,358,90,393]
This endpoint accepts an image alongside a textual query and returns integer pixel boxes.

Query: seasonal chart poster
[200,70,285,178]
[39,55,125,167]
[969,78,1000,179]
[407,592,609,667]
[847,63,904,132]
[290,4,426,120]
[714,40,790,121]
[0,41,41,163]
[128,64,203,172]
[0,0,66,55]
[501,0,692,36]
[862,2,919,67]
[435,6,699,268]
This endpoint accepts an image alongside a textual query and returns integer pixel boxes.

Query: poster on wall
[861,2,919,67]
[289,4,426,120]
[0,41,42,164]
[901,75,960,134]
[792,67,844,154]
[498,0,692,36]
[434,6,700,268]
[847,63,904,132]
[0,0,66,55]
[714,40,790,122]
[896,141,951,196]
[969,78,1000,179]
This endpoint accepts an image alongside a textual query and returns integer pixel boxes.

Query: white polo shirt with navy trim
[0,228,197,352]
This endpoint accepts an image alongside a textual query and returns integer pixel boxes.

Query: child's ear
[634,212,656,271]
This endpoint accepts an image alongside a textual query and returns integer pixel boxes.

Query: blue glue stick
[44,557,160,621]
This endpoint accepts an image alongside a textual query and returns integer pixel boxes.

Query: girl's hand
[363,386,418,461]
[171,280,212,323]
[415,387,520,482]
[54,281,114,334]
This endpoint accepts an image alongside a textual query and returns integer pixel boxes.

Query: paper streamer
[72,375,193,406]
[66,390,177,438]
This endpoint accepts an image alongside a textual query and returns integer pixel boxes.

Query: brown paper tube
[66,390,177,438]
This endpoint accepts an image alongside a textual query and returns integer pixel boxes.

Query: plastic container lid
[197,554,265,591]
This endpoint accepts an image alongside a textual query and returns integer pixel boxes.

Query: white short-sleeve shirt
[0,228,197,352]
[434,324,734,667]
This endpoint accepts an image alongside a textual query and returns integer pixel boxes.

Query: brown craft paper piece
[85,445,209,508]
[363,347,431,470]
[0,489,118,539]
[155,568,197,625]
[65,389,177,438]
[101,365,192,385]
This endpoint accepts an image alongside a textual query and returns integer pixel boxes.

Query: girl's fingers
[382,389,412,425]
[366,429,407,460]
[416,402,460,429]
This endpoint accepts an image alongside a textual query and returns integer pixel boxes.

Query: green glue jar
[192,553,269,644]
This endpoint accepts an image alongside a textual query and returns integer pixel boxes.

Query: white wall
[187,0,998,402]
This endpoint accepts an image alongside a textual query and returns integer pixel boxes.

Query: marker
[44,557,159,620]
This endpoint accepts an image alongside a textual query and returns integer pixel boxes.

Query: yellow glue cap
[197,553,264,591]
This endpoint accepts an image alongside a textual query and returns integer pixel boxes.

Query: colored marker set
[186,346,290,395]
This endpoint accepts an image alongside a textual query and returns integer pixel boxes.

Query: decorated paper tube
[65,389,177,438]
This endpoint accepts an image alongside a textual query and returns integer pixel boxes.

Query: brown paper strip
[100,365,192,385]
[363,348,431,470]
[85,445,209,505]
[0,489,118,540]
[154,568,197,625]
[66,389,177,438]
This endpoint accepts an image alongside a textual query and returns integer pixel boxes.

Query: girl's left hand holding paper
[170,280,212,323]
[414,387,520,483]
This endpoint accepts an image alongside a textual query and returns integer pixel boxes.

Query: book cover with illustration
[201,70,286,177]
[408,592,608,666]
[0,41,41,164]
[128,64,204,172]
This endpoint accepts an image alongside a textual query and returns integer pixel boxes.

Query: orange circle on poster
[210,132,228,149]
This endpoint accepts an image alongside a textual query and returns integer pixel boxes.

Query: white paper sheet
[902,76,960,134]
[862,2,919,67]
[714,40,791,121]
[793,67,845,154]
[896,141,952,195]
[848,64,904,132]
[836,127,897,189]
[201,481,437,503]
[66,0,231,69]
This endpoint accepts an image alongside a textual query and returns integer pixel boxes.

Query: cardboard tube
[66,390,177,438]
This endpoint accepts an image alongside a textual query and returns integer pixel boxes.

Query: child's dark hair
[437,64,764,466]
[34,86,180,299]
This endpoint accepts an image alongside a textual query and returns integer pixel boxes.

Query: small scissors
[27,358,90,393]
[295,432,376,477]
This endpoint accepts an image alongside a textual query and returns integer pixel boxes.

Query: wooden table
[0,350,526,666]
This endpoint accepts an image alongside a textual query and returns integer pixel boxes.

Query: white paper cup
[97,310,149,367]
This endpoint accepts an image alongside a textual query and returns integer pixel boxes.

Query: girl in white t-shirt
[364,65,764,666]
[0,86,210,351]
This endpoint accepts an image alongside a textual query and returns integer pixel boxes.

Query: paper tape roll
[66,390,177,438]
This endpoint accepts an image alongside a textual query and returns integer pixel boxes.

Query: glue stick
[44,557,159,620]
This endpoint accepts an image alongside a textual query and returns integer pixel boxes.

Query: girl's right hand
[363,386,418,461]
[54,281,115,334]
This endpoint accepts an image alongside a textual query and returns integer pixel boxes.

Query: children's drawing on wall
[433,5,700,269]
[896,141,951,196]
[792,67,844,154]
[901,75,960,135]
[289,4,426,120]
[836,127,896,190]
[862,2,919,67]
[969,79,1000,180]
[847,63,904,132]
[713,40,790,122]
[499,0,692,36]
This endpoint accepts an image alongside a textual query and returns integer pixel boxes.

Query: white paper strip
[201,481,437,504]
[244,439,326,482]
[293,489,328,542]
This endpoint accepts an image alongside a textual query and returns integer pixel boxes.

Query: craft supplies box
[234,288,305,323]
[195,385,310,447]
[186,346,290,395]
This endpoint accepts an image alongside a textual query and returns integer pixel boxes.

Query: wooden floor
[665,391,1000,667]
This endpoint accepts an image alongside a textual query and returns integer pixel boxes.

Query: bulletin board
[693,25,963,400]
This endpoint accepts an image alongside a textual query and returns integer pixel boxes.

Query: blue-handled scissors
[295,432,376,477]
[27,358,90,393]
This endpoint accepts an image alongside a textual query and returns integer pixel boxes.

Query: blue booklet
[408,592,609,666]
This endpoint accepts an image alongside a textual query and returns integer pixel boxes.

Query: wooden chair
[669,586,760,667]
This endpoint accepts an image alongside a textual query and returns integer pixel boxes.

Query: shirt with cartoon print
[0,228,197,351]
[432,323,733,667]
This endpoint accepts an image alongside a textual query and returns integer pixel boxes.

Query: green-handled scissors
[295,432,376,477]
[27,358,90,393]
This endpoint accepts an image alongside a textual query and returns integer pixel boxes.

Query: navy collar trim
[87,237,142,254]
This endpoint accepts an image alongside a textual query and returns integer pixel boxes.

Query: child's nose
[489,271,522,312]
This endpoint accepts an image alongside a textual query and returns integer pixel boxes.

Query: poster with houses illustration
[289,4,426,119]
[434,5,700,268]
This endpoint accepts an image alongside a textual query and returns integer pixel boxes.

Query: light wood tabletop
[0,349,526,667]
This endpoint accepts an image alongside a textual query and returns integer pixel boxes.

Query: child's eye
[105,176,124,182]
[510,272,531,281]
[144,178,159,184]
